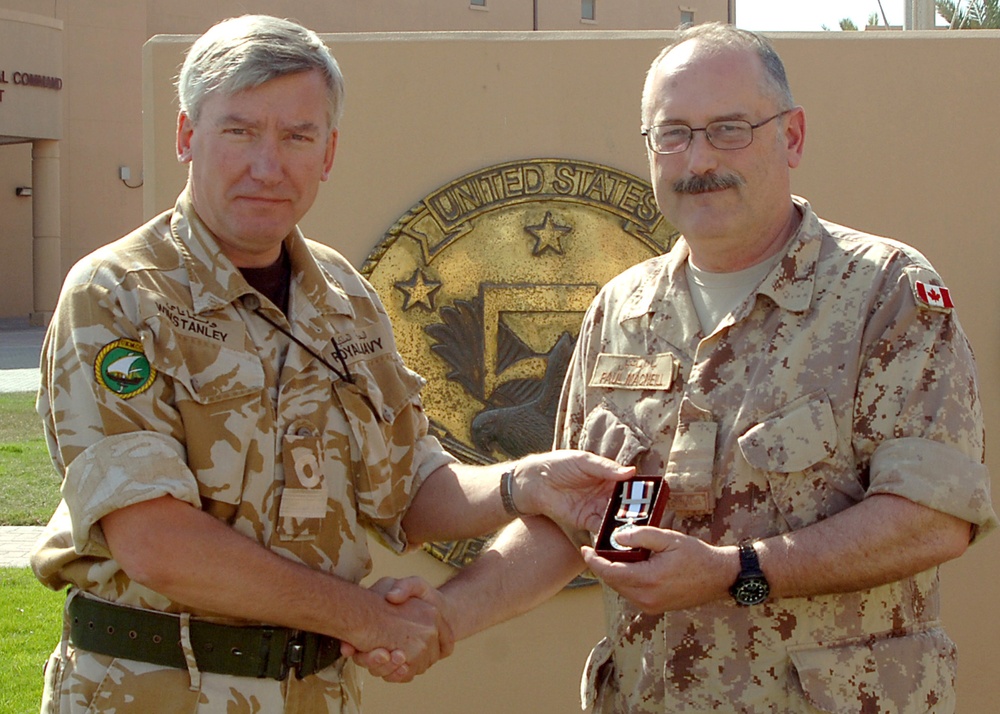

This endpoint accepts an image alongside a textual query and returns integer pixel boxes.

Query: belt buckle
[271,629,334,680]
[286,632,305,677]
[272,630,304,681]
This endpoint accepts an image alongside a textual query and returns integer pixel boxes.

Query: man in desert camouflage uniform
[402,22,997,713]
[29,15,631,714]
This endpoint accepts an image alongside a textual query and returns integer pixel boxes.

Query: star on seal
[525,211,572,256]
[395,268,442,311]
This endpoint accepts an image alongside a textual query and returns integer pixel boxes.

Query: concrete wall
[143,0,727,33]
[0,141,34,315]
[0,9,64,320]
[0,1,726,321]
[139,30,1000,713]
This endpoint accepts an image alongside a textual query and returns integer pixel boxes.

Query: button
[242,294,261,311]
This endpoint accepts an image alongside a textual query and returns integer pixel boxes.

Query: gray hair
[177,15,345,128]
[641,22,794,126]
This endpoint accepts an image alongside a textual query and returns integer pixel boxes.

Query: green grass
[1,392,63,711]
[0,392,61,526]
[0,568,64,712]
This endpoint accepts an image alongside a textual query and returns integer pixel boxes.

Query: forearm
[402,461,512,544]
[102,496,404,651]
[439,516,585,641]
[402,451,633,544]
[586,493,972,614]
[759,493,971,599]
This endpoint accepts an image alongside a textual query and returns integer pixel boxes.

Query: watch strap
[737,539,763,575]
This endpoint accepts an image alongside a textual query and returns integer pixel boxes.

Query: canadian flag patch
[914,281,955,311]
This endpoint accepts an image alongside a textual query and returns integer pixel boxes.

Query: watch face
[733,576,769,606]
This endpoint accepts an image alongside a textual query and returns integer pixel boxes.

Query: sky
[735,0,932,31]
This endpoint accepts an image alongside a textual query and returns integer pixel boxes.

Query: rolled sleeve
[62,432,201,557]
[375,433,458,553]
[869,437,997,543]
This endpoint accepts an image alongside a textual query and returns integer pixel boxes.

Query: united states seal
[362,158,678,577]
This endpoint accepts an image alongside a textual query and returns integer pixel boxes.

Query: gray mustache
[673,173,745,194]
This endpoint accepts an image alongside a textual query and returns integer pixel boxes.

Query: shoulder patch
[912,280,955,312]
[95,339,157,399]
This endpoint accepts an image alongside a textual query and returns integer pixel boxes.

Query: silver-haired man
[31,15,629,713]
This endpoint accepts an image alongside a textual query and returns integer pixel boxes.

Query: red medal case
[595,476,669,562]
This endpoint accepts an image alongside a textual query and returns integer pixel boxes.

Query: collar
[751,196,821,314]
[169,185,355,321]
[620,195,822,326]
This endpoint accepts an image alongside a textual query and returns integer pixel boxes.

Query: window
[582,0,596,21]
[470,0,486,6]
[680,9,695,26]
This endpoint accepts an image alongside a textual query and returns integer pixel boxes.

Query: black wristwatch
[730,539,770,606]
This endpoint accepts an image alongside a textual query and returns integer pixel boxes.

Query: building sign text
[0,69,64,102]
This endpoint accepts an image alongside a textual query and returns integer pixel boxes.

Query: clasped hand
[515,450,634,532]
[340,576,453,683]
[581,526,738,613]
[344,451,633,682]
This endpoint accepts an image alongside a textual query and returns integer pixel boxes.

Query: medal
[609,521,636,550]
[608,479,655,551]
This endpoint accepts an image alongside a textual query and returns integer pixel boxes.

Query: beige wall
[140,30,1000,713]
[143,0,727,33]
[0,9,63,320]
[0,0,725,321]
[0,141,33,314]
[0,1,146,319]
[2,5,996,708]
[0,9,63,141]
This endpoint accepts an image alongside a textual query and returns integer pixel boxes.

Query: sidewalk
[0,315,44,391]
[1,316,46,567]
[0,525,45,568]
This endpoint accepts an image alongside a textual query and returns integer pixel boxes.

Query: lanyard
[243,294,354,384]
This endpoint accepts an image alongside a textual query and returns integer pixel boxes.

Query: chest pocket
[580,404,652,466]
[141,305,263,403]
[333,353,425,521]
[789,627,957,713]
[738,391,836,472]
[737,390,860,528]
[142,320,265,505]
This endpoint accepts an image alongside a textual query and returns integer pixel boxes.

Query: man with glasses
[29,15,632,713]
[367,22,996,712]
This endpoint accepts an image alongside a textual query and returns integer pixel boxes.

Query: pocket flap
[789,628,956,714]
[348,354,425,423]
[580,404,651,466]
[142,325,264,404]
[581,636,615,711]
[738,391,836,473]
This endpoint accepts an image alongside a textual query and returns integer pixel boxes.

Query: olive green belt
[68,594,341,680]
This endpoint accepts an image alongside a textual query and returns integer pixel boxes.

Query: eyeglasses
[641,109,793,155]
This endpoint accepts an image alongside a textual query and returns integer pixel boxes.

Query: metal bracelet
[500,468,524,517]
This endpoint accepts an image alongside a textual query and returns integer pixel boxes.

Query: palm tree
[936,0,1000,28]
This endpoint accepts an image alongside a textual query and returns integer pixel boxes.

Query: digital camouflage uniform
[555,198,997,713]
[30,188,456,713]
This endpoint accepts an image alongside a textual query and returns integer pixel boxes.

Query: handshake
[336,450,637,683]
[340,575,456,683]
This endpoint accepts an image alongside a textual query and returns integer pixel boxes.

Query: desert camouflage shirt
[30,188,455,712]
[555,197,997,713]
